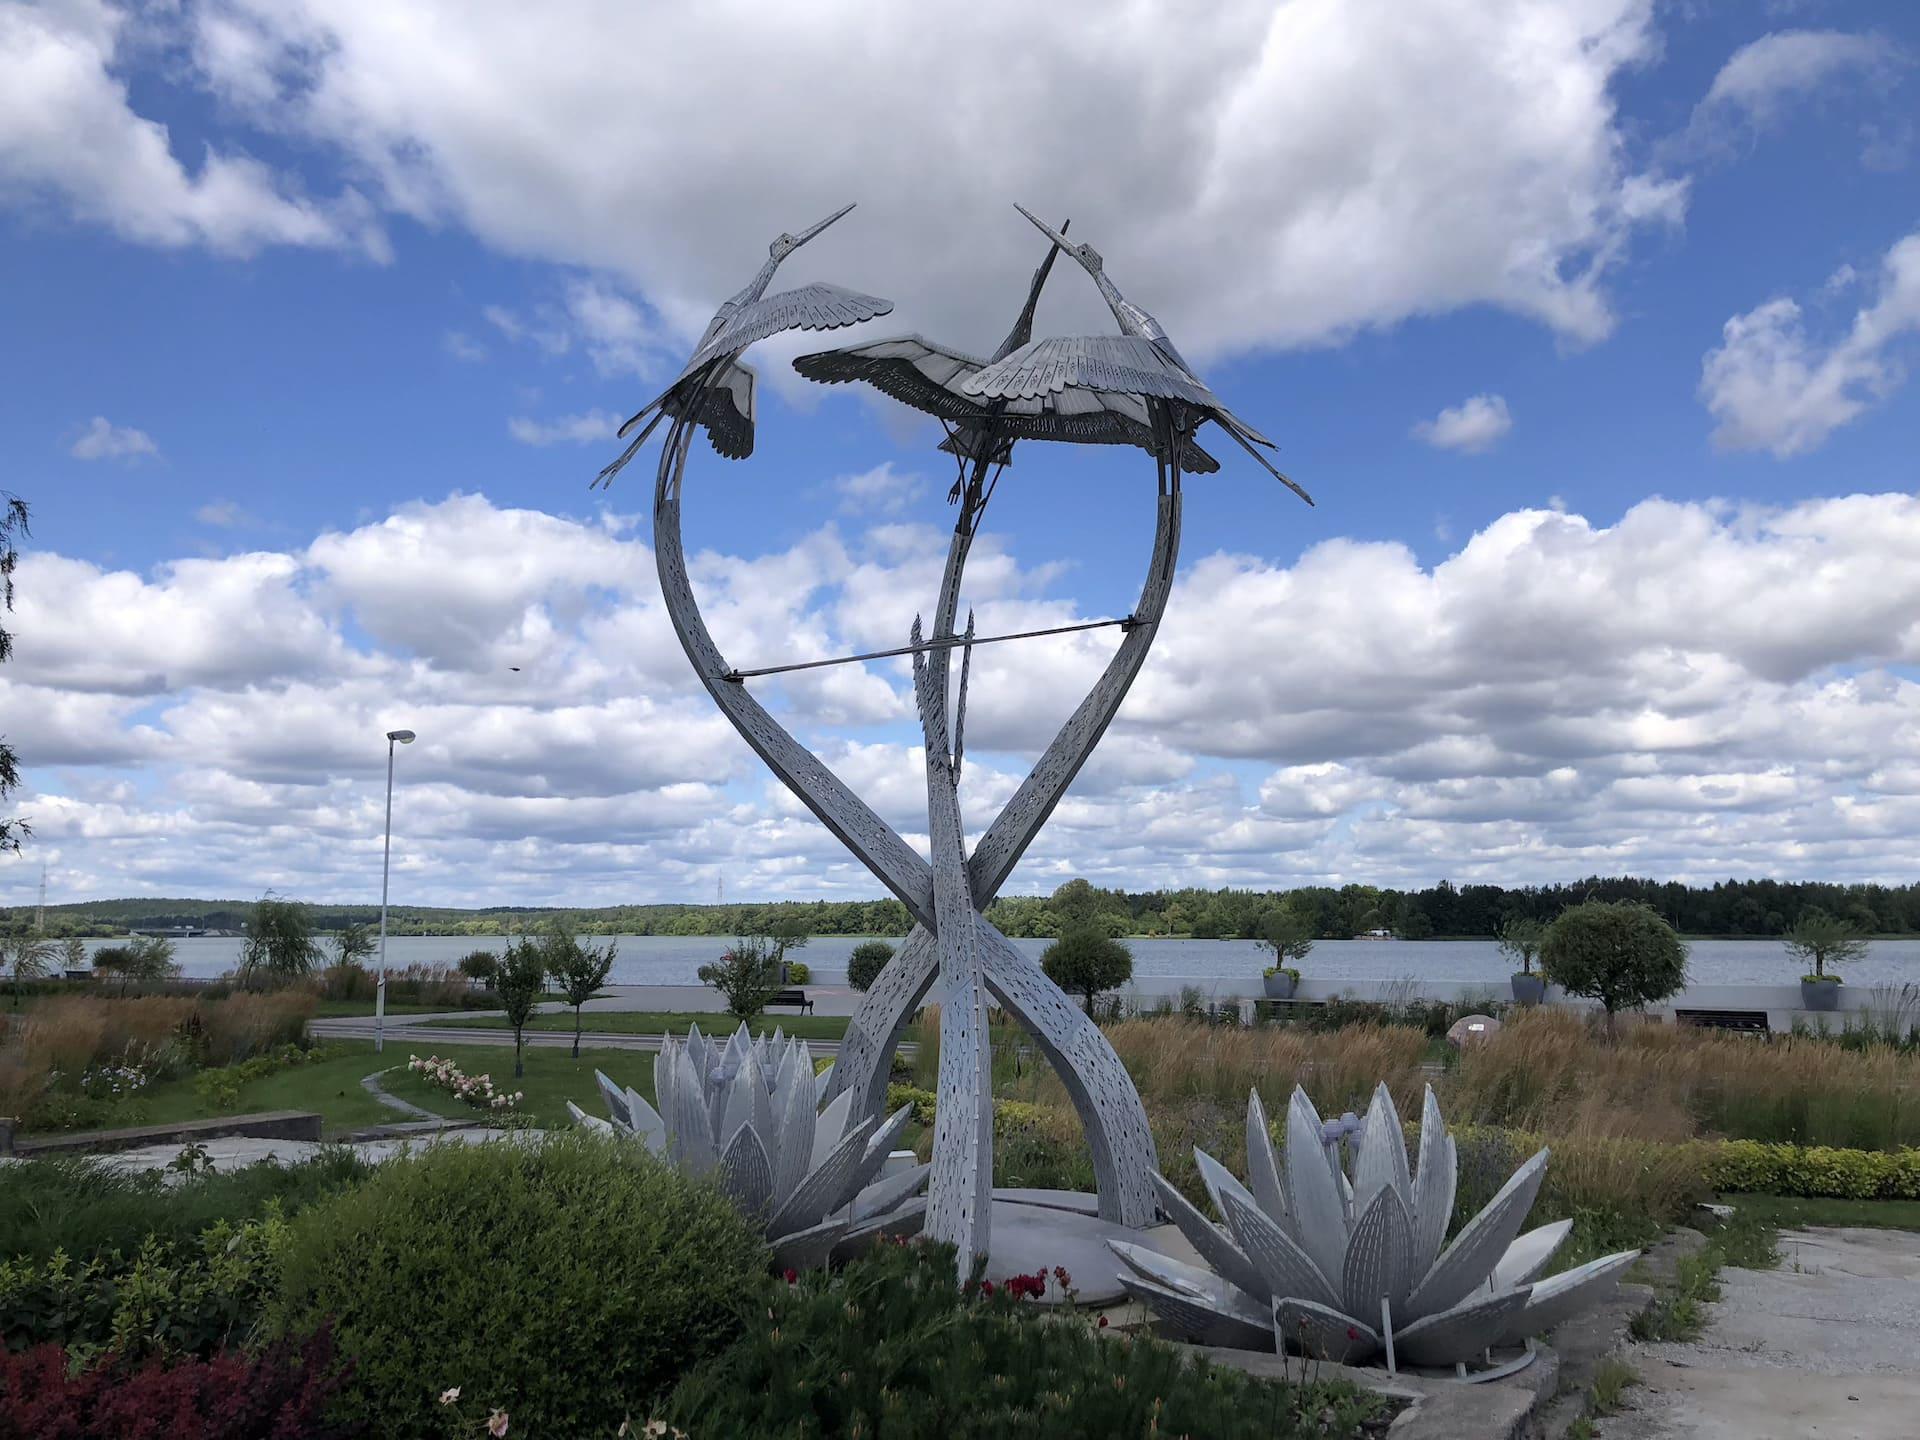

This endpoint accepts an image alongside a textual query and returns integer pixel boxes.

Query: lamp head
[387,729,416,744]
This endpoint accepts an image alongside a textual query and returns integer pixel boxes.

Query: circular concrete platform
[979,1188,1202,1305]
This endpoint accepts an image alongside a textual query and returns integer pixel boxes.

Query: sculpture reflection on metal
[1109,1084,1641,1375]
[600,203,1307,1281]
[569,1023,928,1270]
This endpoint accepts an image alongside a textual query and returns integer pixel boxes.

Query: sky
[2,0,1919,909]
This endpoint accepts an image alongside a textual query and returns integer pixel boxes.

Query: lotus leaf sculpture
[1107,1083,1640,1371]
[571,1023,929,1268]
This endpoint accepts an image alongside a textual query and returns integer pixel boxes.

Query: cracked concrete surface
[1602,1228,1920,1439]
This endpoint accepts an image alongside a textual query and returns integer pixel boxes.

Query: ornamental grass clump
[663,1238,1385,1439]
[275,1133,766,1438]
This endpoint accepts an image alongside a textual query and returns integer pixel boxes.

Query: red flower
[1052,1265,1072,1288]
[1097,1314,1109,1329]
[782,1268,798,1285]
[1346,1326,1361,1341]
[979,1280,995,1297]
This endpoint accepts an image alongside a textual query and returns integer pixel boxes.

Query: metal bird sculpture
[793,223,1218,484]
[961,206,1312,505]
[594,204,892,485]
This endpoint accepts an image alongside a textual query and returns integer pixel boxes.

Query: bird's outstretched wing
[699,361,757,460]
[962,335,1215,407]
[793,336,988,422]
[686,283,893,374]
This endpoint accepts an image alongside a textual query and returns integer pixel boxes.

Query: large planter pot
[1801,977,1842,1012]
[1510,973,1547,1005]
[1262,972,1298,1001]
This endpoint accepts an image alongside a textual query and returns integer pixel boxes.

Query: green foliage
[1709,1139,1920,1200]
[1040,925,1134,1015]
[456,948,498,984]
[494,936,547,1078]
[1783,908,1870,981]
[1588,1357,1638,1414]
[275,1133,765,1437]
[1541,900,1688,1017]
[785,960,811,984]
[192,1043,339,1113]
[329,922,375,968]
[0,1151,371,1264]
[665,1239,1380,1439]
[240,894,321,980]
[540,921,618,1058]
[847,939,895,992]
[1632,1213,1779,1343]
[0,1216,289,1363]
[697,935,784,1022]
[2,933,57,1005]
[1496,915,1546,976]
[1257,907,1315,970]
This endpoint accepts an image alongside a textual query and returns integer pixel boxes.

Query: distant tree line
[9,875,1916,942]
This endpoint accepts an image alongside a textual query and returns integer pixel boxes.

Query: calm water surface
[91,934,1920,991]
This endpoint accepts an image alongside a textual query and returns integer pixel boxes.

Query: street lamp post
[376,728,416,1055]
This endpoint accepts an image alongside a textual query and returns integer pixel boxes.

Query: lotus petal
[1151,1172,1270,1304]
[1121,1275,1271,1351]
[1221,1190,1340,1312]
[593,1070,632,1130]
[850,1161,930,1223]
[1492,1220,1574,1292]
[1274,1297,1381,1365]
[813,1058,836,1105]
[831,1197,929,1263]
[770,1214,852,1272]
[1284,1087,1349,1288]
[769,1116,877,1238]
[1405,1148,1548,1323]
[1394,1286,1530,1367]
[667,1044,716,1176]
[717,1122,775,1217]
[622,1086,666,1154]
[1500,1250,1639,1344]
[653,1042,676,1127]
[772,1060,817,1204]
[716,1059,759,1159]
[1196,1147,1261,1224]
[1245,1090,1289,1230]
[832,1104,916,1211]
[810,1088,855,1171]
[1350,1083,1410,1218]
[1108,1240,1269,1331]
[1342,1183,1415,1318]
[566,1101,614,1135]
[1409,1088,1454,1277]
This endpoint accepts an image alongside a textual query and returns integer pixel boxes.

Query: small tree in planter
[1541,900,1687,1036]
[541,921,618,1058]
[494,937,547,1079]
[1784,909,1868,1012]
[847,939,894,992]
[1040,924,1134,1016]
[1256,908,1314,999]
[457,948,499,990]
[697,934,783,1022]
[1497,916,1547,1003]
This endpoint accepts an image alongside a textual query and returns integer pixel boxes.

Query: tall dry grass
[1441,1007,1920,1150]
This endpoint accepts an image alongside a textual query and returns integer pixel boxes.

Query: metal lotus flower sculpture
[1108,1084,1640,1373]
[570,1023,929,1268]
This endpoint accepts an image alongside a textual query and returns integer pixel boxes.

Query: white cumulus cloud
[1413,394,1512,454]
[70,416,157,461]
[507,410,621,447]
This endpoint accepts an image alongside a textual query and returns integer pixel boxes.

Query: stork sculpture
[595,203,890,482]
[606,204,1307,1287]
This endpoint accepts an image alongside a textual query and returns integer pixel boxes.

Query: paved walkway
[1609,1227,1920,1439]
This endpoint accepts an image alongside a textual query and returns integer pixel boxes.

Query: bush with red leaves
[0,1328,356,1440]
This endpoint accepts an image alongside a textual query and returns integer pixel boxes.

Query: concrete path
[1609,1227,1920,1439]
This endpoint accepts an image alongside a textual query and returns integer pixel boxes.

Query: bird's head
[771,202,856,260]
[1014,204,1102,274]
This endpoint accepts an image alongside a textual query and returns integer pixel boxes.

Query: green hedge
[274,1132,767,1437]
[1708,1140,1920,1200]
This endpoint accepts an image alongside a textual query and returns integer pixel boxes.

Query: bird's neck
[732,255,783,310]
[1091,269,1161,342]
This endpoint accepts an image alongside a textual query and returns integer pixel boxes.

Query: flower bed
[405,1054,521,1112]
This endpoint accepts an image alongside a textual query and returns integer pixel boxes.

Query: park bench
[1675,1008,1770,1034]
[768,988,814,1014]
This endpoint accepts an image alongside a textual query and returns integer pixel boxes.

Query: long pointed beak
[790,201,857,249]
[1013,203,1075,254]
[1029,218,1068,286]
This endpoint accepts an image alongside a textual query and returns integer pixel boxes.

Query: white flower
[438,1387,461,1405]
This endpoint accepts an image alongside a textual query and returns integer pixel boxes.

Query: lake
[85,933,1920,991]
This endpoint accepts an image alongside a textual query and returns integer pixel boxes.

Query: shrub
[315,962,377,1003]
[696,935,783,1022]
[847,940,895,992]
[1708,1140,1920,1200]
[0,1329,351,1440]
[275,1133,766,1436]
[785,960,811,985]
[1040,926,1133,1016]
[240,895,322,981]
[456,950,498,986]
[1541,901,1687,1025]
[664,1239,1380,1439]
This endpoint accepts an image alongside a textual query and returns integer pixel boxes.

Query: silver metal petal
[1274,1297,1381,1365]
[566,1102,614,1135]
[593,1070,632,1131]
[667,1043,716,1177]
[1120,1275,1272,1351]
[1499,1250,1640,1344]
[1341,1183,1416,1319]
[1285,1087,1350,1288]
[770,1214,853,1272]
[623,1086,666,1154]
[1409,1088,1455,1279]
[831,1104,916,1212]
[1244,1090,1289,1230]
[717,1121,775,1218]
[1405,1147,1549,1323]
[716,1055,759,1159]
[1394,1287,1531,1367]
[768,1115,877,1238]
[1151,1172,1270,1304]
[1492,1219,1575,1292]
[1196,1146,1261,1224]
[1221,1189,1341,1312]
[850,1161,930,1223]
[1350,1082,1410,1219]
[810,1087,855,1172]
[813,1058,836,1105]
[772,1058,817,1205]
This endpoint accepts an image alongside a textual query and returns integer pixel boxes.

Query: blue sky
[2,1,1919,907]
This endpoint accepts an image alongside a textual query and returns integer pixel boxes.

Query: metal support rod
[721,614,1139,682]
[375,736,395,1056]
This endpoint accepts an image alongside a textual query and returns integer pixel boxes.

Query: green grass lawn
[311,998,473,1017]
[438,1009,850,1042]
[378,1042,658,1128]
[1725,1195,1920,1232]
